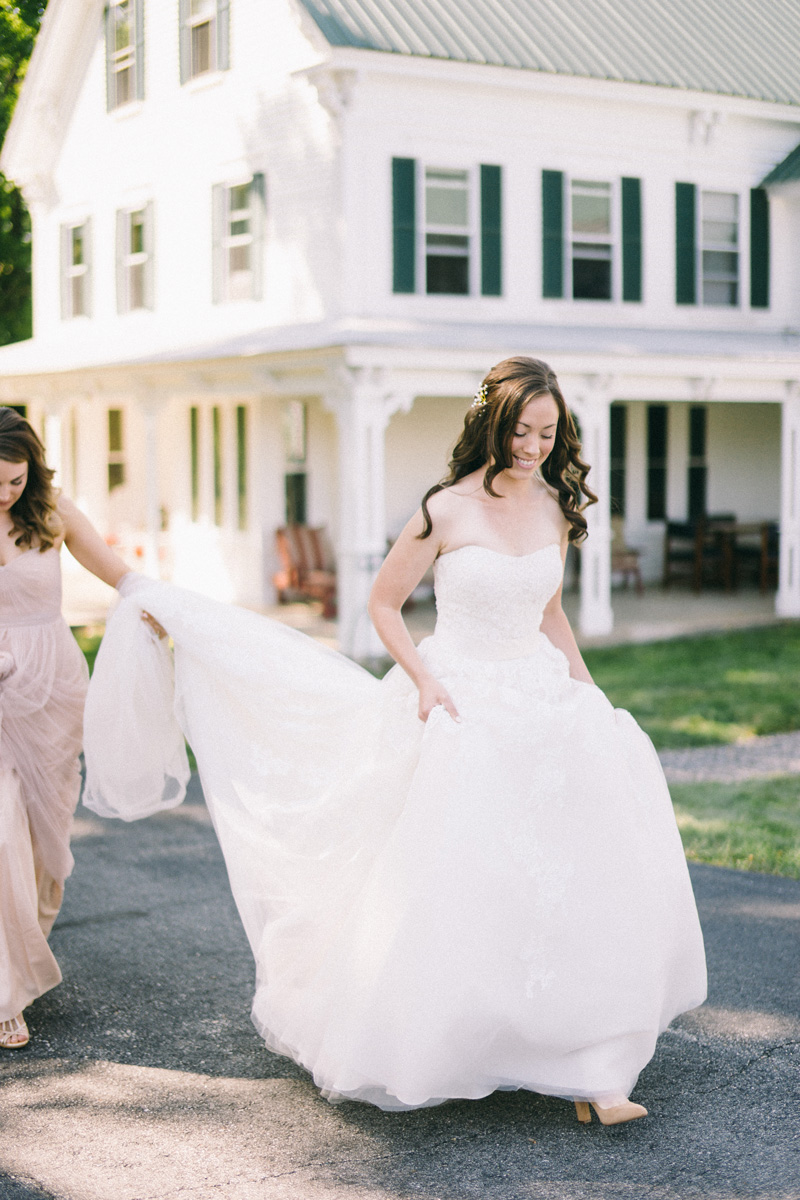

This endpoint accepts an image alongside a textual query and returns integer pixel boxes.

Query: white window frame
[123,207,150,312]
[107,408,126,492]
[568,177,618,303]
[699,189,740,308]
[223,182,254,300]
[64,223,89,319]
[417,164,476,297]
[188,0,217,78]
[110,1,135,108]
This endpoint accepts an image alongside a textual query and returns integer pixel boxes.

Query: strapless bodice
[431,542,563,659]
[0,548,63,627]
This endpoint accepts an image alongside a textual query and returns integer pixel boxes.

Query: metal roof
[299,0,800,105]
[763,141,800,184]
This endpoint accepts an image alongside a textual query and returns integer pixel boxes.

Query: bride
[84,356,706,1126]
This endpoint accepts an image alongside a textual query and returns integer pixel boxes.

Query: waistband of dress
[0,611,61,628]
[429,627,542,661]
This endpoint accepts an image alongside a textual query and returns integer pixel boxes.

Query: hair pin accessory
[471,383,489,409]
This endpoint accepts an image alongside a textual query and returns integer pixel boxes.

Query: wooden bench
[273,525,337,617]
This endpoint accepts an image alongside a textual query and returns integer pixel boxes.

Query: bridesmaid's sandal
[0,1014,29,1049]
[574,1099,648,1126]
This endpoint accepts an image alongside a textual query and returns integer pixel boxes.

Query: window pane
[108,409,124,453]
[229,185,250,214]
[646,405,667,521]
[108,462,125,491]
[572,193,611,235]
[230,219,250,237]
[229,244,250,273]
[702,220,737,245]
[702,191,737,222]
[572,255,612,300]
[426,186,468,227]
[236,405,247,530]
[426,233,469,252]
[702,280,738,306]
[129,261,145,310]
[71,275,85,316]
[71,227,84,266]
[702,250,738,278]
[129,211,145,255]
[212,406,222,526]
[426,254,469,294]
[190,407,200,521]
[113,1,132,50]
[115,66,132,106]
[191,21,212,75]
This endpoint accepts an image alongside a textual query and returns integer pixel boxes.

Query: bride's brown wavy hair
[419,357,597,543]
[0,407,61,551]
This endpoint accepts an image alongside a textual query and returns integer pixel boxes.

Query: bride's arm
[539,538,595,685]
[368,510,461,722]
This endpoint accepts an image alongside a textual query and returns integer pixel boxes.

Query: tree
[0,1,48,345]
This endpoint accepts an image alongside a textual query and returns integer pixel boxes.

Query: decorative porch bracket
[324,366,414,660]
[777,382,800,618]
[571,377,614,638]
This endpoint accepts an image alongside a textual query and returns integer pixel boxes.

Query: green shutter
[480,164,502,296]
[179,0,190,84]
[750,187,770,309]
[392,157,416,294]
[675,182,696,305]
[621,176,642,302]
[541,170,564,299]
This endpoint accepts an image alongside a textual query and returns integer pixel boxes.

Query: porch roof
[762,140,800,185]
[299,0,800,106]
[0,318,799,388]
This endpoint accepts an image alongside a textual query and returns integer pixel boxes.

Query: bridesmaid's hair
[0,407,61,551]
[418,356,597,544]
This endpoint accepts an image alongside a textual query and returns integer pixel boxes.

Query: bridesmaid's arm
[58,497,130,588]
[368,509,460,722]
[539,537,595,685]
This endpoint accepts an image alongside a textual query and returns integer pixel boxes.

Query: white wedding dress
[83,541,706,1110]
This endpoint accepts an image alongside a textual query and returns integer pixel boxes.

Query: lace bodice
[432,542,563,659]
[0,547,62,627]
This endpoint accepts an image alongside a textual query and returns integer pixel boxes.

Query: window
[647,405,667,521]
[283,401,306,525]
[236,405,248,530]
[212,175,266,303]
[190,407,200,520]
[571,180,613,300]
[610,404,627,516]
[108,409,125,491]
[179,0,230,82]
[688,406,707,518]
[701,191,738,306]
[212,405,223,525]
[424,168,470,295]
[116,204,154,312]
[285,474,306,525]
[60,222,91,319]
[105,0,144,110]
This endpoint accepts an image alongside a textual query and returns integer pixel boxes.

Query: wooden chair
[273,525,337,617]
[760,522,779,592]
[663,515,736,592]
[610,516,644,594]
[733,521,779,592]
[663,520,701,589]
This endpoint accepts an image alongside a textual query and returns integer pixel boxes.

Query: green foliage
[583,623,800,748]
[672,775,800,878]
[0,1,48,346]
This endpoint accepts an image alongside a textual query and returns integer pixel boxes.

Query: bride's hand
[417,676,461,724]
[141,611,168,640]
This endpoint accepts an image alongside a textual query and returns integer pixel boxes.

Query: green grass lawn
[583,622,800,750]
[671,776,800,879]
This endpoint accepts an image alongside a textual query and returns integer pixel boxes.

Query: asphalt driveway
[0,775,798,1200]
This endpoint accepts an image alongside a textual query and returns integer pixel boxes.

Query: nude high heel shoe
[574,1099,648,1126]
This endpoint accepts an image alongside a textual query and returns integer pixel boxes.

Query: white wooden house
[1,0,800,654]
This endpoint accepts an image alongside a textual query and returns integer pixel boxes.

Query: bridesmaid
[0,407,149,1048]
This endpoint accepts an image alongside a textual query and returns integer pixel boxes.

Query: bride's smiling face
[506,393,560,478]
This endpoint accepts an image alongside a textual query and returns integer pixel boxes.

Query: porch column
[42,401,65,488]
[572,381,614,638]
[776,383,800,617]
[326,368,412,660]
